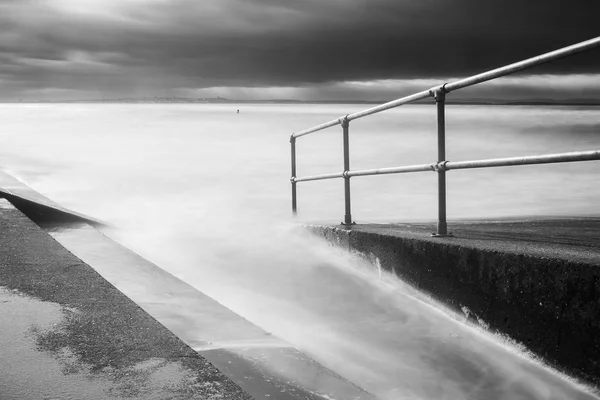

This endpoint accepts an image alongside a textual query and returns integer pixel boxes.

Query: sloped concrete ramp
[0,170,106,226]
[45,221,374,400]
[0,169,374,400]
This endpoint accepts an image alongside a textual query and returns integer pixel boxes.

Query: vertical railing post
[432,87,451,236]
[341,116,354,225]
[290,135,297,216]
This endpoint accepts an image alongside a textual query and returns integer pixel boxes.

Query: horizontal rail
[291,36,600,139]
[445,150,600,170]
[444,36,600,93]
[292,150,600,183]
[347,163,433,177]
[346,90,432,122]
[293,119,341,138]
[294,172,344,182]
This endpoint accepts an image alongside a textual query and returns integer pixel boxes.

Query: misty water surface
[0,103,599,400]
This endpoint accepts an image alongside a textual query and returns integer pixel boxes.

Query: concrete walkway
[356,217,600,265]
[0,199,251,400]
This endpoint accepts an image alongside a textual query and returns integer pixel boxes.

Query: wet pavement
[0,287,229,400]
[0,199,251,400]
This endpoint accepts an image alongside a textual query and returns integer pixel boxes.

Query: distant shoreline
[2,98,600,106]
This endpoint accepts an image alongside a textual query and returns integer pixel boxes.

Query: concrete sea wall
[307,223,600,387]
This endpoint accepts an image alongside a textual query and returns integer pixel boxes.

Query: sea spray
[106,218,598,400]
[0,103,599,399]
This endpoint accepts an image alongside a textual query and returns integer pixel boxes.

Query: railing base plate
[431,232,454,238]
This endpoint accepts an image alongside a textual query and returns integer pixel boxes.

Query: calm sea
[0,103,598,399]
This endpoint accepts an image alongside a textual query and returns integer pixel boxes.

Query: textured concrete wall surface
[307,224,600,386]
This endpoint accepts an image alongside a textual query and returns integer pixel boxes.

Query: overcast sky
[1,0,599,101]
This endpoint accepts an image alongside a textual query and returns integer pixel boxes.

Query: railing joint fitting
[432,161,449,172]
[429,84,448,101]
[290,135,296,143]
[342,171,351,179]
[290,177,296,183]
[339,115,350,128]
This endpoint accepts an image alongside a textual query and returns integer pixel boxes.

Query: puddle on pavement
[0,286,225,400]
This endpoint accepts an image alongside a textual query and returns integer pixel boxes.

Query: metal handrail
[292,37,600,139]
[294,172,345,183]
[289,37,600,235]
[445,150,600,171]
[292,150,600,182]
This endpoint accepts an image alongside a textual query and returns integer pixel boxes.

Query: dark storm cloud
[1,0,599,98]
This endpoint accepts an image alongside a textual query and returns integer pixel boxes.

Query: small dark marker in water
[237,109,239,113]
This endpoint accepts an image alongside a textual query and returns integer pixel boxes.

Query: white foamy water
[0,103,599,399]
